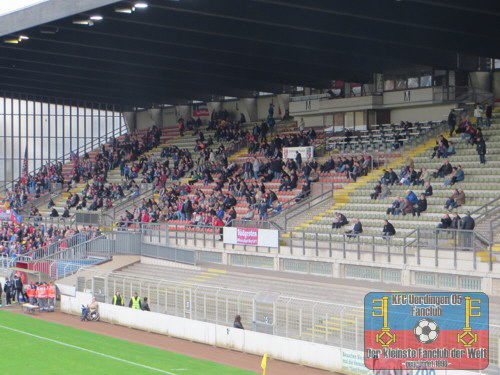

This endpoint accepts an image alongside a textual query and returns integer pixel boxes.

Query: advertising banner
[223,227,279,248]
[283,146,314,161]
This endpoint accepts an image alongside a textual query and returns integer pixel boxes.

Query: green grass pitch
[0,310,258,375]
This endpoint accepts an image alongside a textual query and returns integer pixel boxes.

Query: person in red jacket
[47,282,56,312]
[26,282,37,305]
[212,214,224,241]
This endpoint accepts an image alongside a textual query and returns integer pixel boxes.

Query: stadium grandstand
[0,1,500,374]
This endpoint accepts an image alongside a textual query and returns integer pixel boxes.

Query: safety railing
[80,269,363,349]
[112,222,497,272]
[23,231,100,260]
[270,189,333,230]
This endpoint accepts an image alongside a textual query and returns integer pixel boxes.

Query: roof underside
[0,0,499,107]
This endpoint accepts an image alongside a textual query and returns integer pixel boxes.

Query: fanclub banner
[282,146,314,161]
[364,292,489,371]
[223,227,279,248]
[192,103,209,117]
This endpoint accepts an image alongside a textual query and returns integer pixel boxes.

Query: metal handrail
[270,189,333,230]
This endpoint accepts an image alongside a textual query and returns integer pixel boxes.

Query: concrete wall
[390,104,455,124]
[61,292,341,373]
[493,72,500,103]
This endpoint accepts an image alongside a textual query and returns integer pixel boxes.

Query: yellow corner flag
[261,353,268,375]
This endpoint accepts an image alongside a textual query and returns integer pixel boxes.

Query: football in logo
[414,318,439,344]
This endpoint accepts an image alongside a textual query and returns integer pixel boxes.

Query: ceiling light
[19,35,29,40]
[115,6,134,13]
[90,15,103,21]
[72,19,94,26]
[135,2,148,8]
[4,37,19,44]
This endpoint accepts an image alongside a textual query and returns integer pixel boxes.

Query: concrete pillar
[122,111,136,132]
[150,108,163,128]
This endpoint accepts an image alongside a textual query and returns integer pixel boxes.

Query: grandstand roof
[0,0,498,107]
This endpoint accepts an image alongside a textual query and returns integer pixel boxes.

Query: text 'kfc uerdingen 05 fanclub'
[364,292,489,371]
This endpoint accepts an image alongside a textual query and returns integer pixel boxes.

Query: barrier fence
[121,223,494,272]
[75,270,500,372]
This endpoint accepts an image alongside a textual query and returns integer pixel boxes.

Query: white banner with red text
[223,227,279,248]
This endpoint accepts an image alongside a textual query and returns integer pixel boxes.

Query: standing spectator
[450,213,462,229]
[4,278,12,306]
[299,118,305,132]
[448,109,456,137]
[295,151,302,171]
[460,211,476,248]
[0,279,2,307]
[112,291,124,306]
[476,137,486,164]
[485,103,492,127]
[233,314,244,329]
[129,292,141,310]
[141,297,150,311]
[474,103,483,127]
[382,219,396,238]
[13,274,23,303]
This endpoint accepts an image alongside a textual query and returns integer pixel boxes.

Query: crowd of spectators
[0,223,99,259]
[330,107,491,239]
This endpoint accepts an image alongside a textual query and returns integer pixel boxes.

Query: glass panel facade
[0,92,126,188]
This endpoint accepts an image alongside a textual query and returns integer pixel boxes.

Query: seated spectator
[423,181,433,196]
[379,184,391,199]
[62,206,70,218]
[405,190,418,205]
[382,219,396,238]
[331,212,348,229]
[444,165,464,186]
[50,208,59,217]
[437,214,452,229]
[447,141,456,156]
[444,189,465,211]
[345,218,362,238]
[386,197,402,215]
[401,198,415,216]
[414,194,427,217]
[433,160,452,178]
[370,182,382,200]
[320,156,335,173]
[415,168,430,186]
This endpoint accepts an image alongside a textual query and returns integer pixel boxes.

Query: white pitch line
[0,324,179,375]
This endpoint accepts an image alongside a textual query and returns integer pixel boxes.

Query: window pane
[395,77,406,90]
[407,77,419,88]
[420,75,432,87]
[384,80,394,91]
